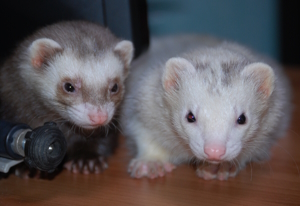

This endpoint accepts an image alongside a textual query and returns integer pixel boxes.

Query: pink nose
[204,144,226,160]
[89,113,108,126]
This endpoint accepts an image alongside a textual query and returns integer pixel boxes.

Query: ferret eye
[64,83,75,93]
[186,111,196,123]
[237,113,246,125]
[111,83,118,93]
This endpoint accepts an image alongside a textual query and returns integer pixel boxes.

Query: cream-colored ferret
[120,35,291,180]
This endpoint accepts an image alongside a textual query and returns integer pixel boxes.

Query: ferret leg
[64,134,115,174]
[14,164,35,179]
[128,133,176,179]
[14,163,58,179]
[128,158,176,179]
[64,156,108,174]
[196,162,239,181]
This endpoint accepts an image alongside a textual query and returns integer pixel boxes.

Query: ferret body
[121,35,291,180]
[0,21,134,176]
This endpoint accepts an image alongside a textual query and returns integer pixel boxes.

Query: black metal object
[24,122,67,172]
[0,120,67,173]
[0,121,29,160]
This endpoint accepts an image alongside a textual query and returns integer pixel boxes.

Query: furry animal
[0,21,134,177]
[121,35,291,180]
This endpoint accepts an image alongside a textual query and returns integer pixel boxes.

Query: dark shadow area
[280,0,300,65]
[0,0,149,60]
[0,0,87,59]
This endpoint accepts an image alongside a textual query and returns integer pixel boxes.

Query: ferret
[0,21,134,176]
[120,35,291,180]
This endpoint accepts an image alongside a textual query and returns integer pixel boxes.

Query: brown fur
[0,21,134,176]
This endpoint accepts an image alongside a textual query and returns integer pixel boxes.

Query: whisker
[276,144,300,177]
[250,161,253,181]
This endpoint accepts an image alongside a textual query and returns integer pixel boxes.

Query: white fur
[121,35,291,175]
[21,44,125,128]
[51,52,122,127]
[67,102,115,129]
[29,38,62,62]
[0,21,135,175]
[114,40,134,67]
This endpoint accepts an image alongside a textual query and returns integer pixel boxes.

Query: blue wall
[147,0,280,59]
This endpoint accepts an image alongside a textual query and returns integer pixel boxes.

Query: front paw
[196,162,238,181]
[128,158,176,179]
[64,156,108,175]
[13,163,57,179]
[14,165,37,179]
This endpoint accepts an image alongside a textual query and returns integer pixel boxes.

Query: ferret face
[25,38,133,130]
[51,52,125,129]
[163,56,274,163]
[173,75,257,163]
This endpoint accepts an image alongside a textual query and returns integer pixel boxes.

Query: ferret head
[23,36,133,130]
[162,49,275,164]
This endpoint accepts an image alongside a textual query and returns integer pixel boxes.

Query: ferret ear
[114,40,134,68]
[163,57,196,92]
[242,62,275,99]
[29,38,63,69]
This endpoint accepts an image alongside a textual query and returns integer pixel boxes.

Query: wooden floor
[0,67,300,206]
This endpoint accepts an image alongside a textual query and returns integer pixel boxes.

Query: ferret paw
[64,156,108,175]
[14,166,36,179]
[128,158,176,179]
[14,164,54,179]
[196,162,238,181]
